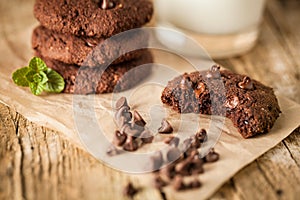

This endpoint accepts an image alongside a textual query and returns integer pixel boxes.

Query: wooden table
[0,0,299,199]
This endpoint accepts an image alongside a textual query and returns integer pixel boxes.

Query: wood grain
[0,103,162,200]
[0,0,300,199]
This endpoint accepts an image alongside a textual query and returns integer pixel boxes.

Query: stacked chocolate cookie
[32,0,153,94]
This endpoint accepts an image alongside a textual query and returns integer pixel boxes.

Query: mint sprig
[12,57,65,95]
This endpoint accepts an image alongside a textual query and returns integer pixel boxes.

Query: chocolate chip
[166,147,181,163]
[211,64,221,72]
[116,115,128,128]
[123,136,139,152]
[187,178,201,189]
[190,137,201,149]
[160,163,176,179]
[115,96,129,110]
[158,119,173,133]
[106,145,121,156]
[100,0,115,10]
[190,158,204,174]
[140,129,154,144]
[149,151,163,171]
[115,106,131,122]
[113,130,127,146]
[181,137,192,152]
[173,175,186,191]
[153,175,168,189]
[205,148,219,162]
[206,65,221,79]
[195,129,207,143]
[123,182,138,198]
[121,124,142,137]
[123,112,133,121]
[175,159,193,176]
[164,136,180,147]
[238,76,253,90]
[132,110,146,127]
[130,123,145,136]
[189,149,199,158]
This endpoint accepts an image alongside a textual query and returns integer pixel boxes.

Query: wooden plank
[0,103,162,200]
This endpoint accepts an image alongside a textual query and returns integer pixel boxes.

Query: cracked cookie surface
[161,67,281,138]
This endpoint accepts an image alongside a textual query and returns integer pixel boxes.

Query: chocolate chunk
[195,129,207,143]
[115,97,129,110]
[106,145,121,156]
[173,175,186,191]
[238,76,253,90]
[206,65,221,79]
[158,119,173,133]
[132,110,146,127]
[113,130,127,146]
[164,136,180,147]
[100,0,115,10]
[123,182,138,198]
[194,82,205,98]
[123,136,139,152]
[204,148,220,163]
[225,96,239,109]
[140,129,154,144]
[179,75,191,90]
[153,174,168,189]
[166,147,181,163]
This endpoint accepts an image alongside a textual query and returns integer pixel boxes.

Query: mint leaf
[29,82,44,96]
[12,67,30,87]
[38,71,49,84]
[43,68,65,93]
[29,57,47,72]
[12,57,65,95]
[25,70,37,83]
[26,70,48,84]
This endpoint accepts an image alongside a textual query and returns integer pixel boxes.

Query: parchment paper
[1,1,300,199]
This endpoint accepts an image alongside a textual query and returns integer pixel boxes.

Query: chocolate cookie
[36,50,153,94]
[33,0,153,38]
[161,66,281,138]
[32,26,149,67]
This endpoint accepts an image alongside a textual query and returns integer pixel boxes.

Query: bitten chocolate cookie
[32,26,149,67]
[33,0,153,38]
[36,50,153,94]
[161,66,281,138]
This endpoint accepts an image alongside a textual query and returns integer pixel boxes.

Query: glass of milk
[154,0,267,59]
